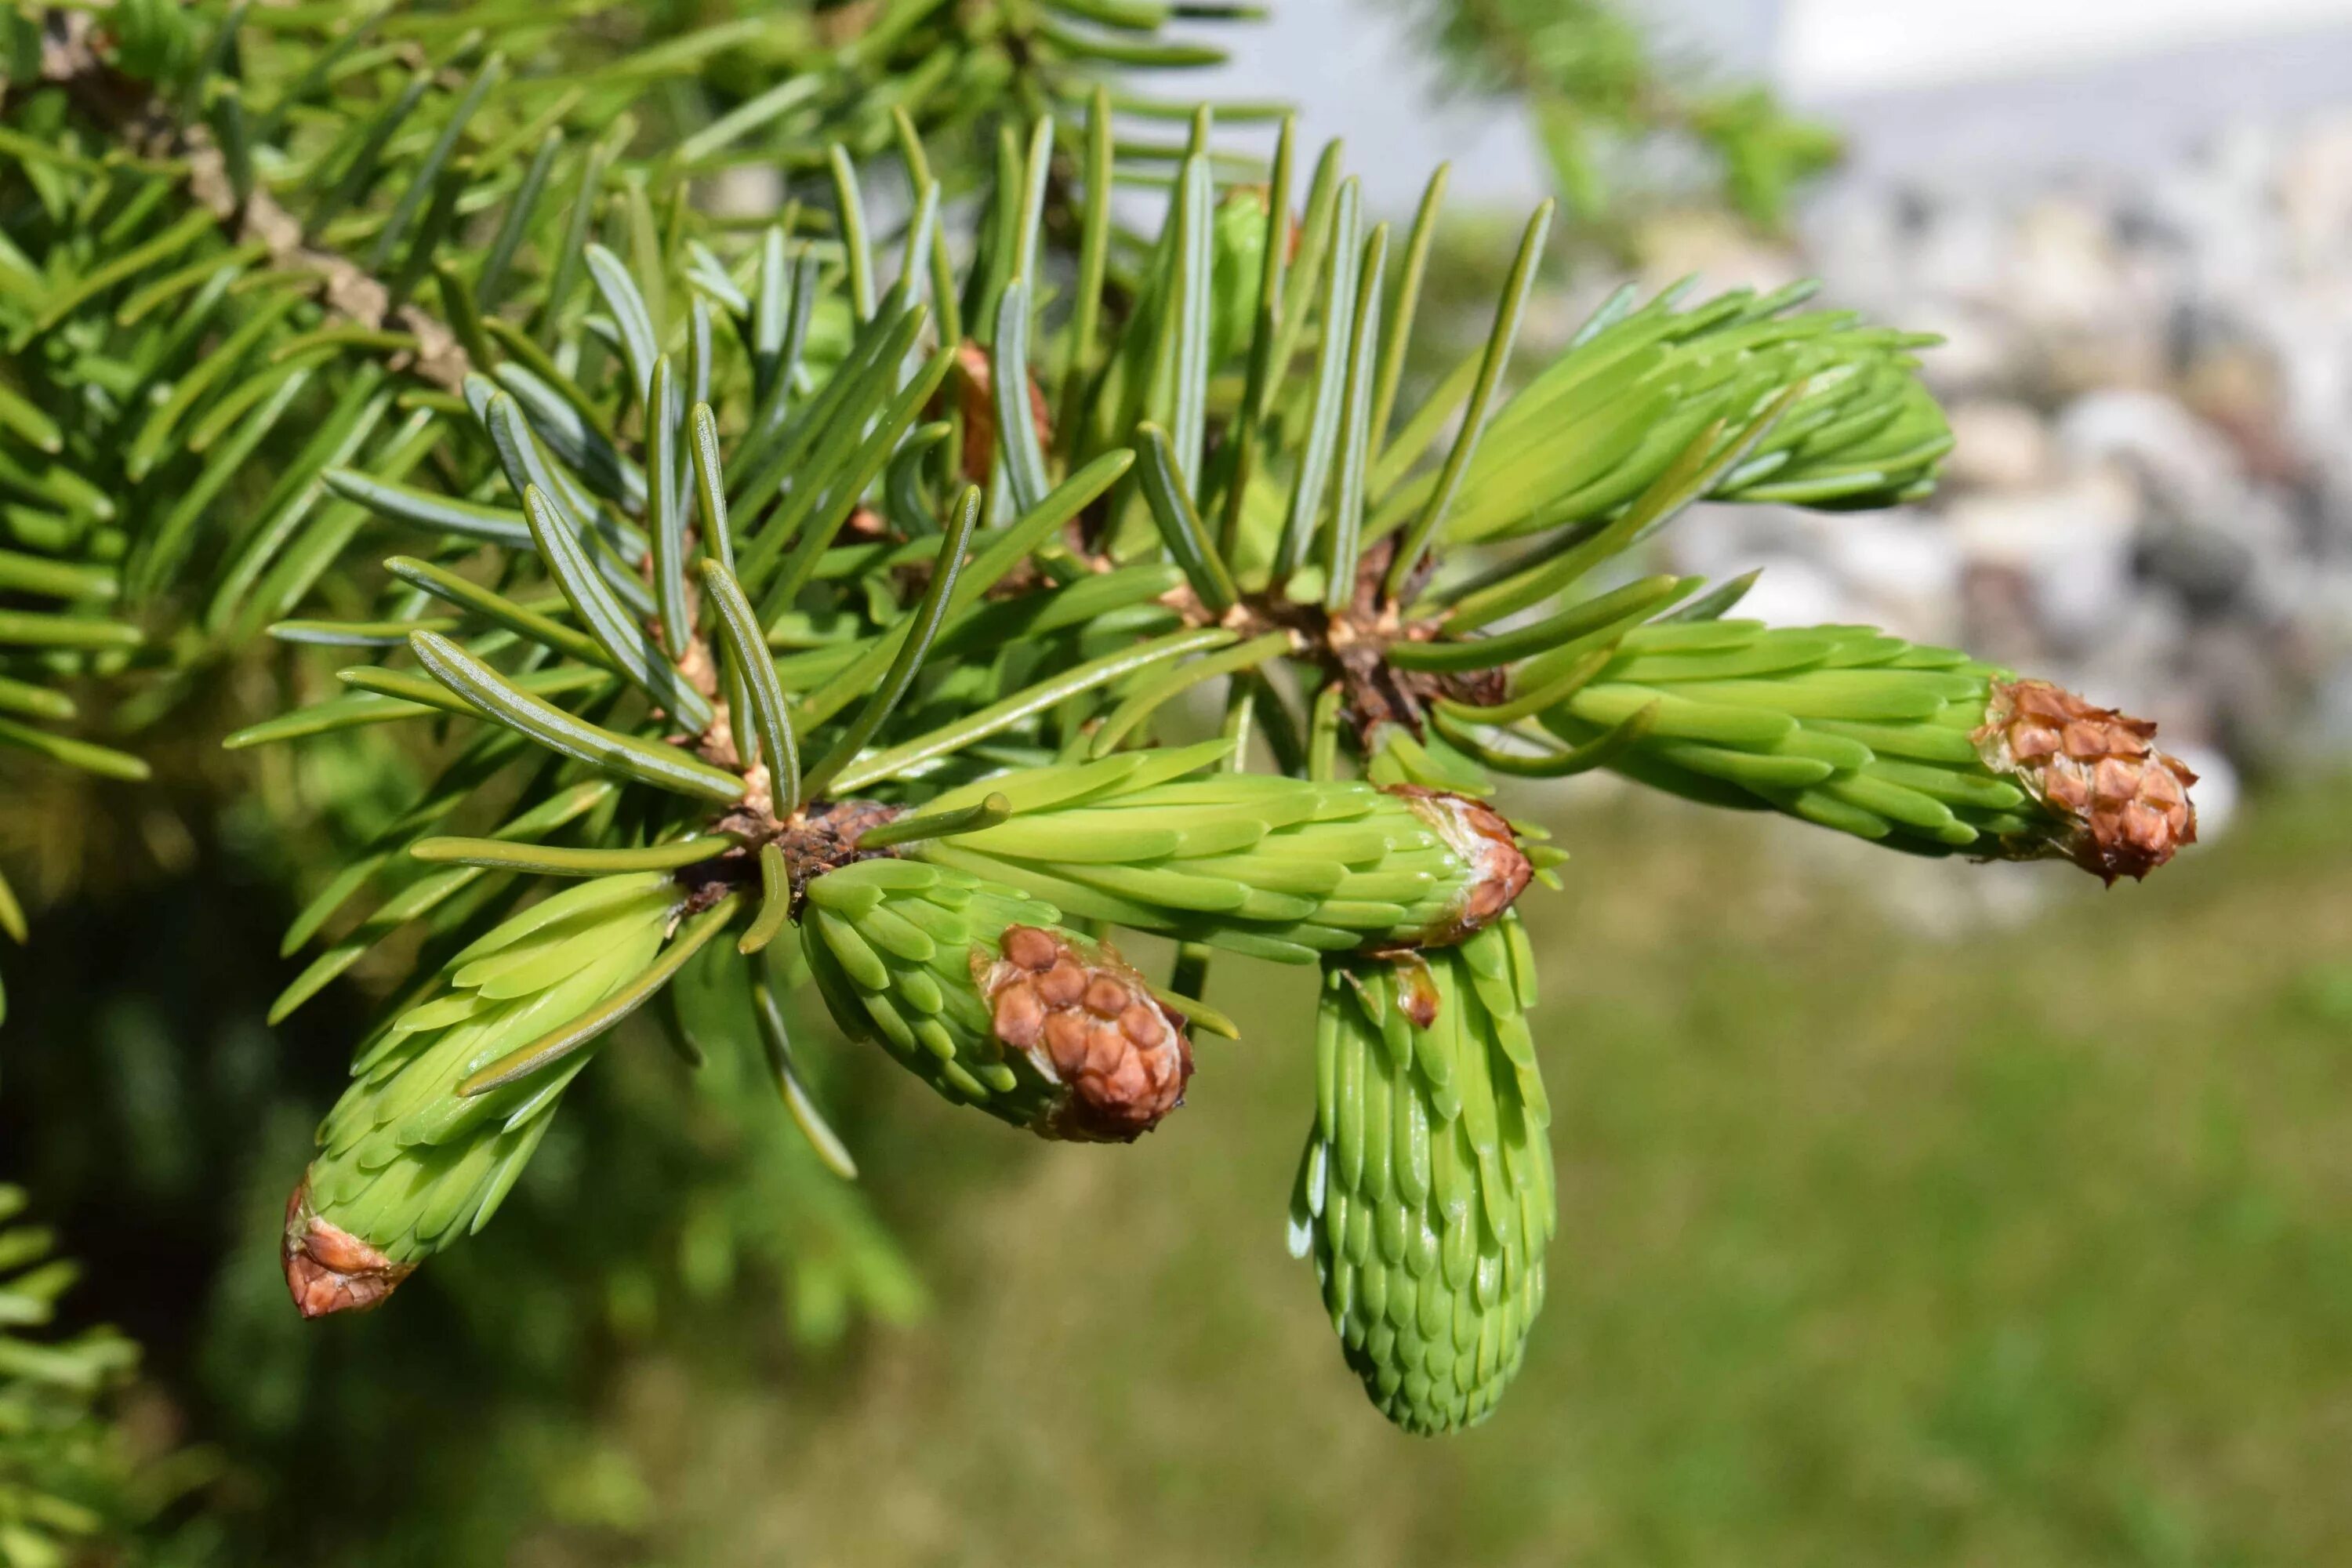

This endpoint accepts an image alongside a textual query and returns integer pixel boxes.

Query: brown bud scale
[1375,786,1534,951]
[977,925,1192,1142]
[1973,678,2198,882]
[1390,953,1443,1029]
[949,342,1053,485]
[282,1181,413,1319]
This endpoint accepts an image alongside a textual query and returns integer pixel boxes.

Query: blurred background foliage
[4,0,2345,1563]
[1378,0,1840,235]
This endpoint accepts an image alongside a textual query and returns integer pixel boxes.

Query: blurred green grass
[535,786,2352,1566]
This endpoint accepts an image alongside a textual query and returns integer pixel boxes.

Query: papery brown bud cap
[1973,678,2198,882]
[979,925,1192,1142]
[1382,786,1534,949]
[951,343,1053,485]
[283,1181,412,1319]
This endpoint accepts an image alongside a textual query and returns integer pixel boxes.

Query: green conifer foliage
[801,856,1198,1142]
[223,117,2194,1429]
[1291,916,1552,1434]
[0,0,2202,1447]
[1534,621,2199,879]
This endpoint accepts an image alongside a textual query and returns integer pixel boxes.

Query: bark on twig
[26,9,472,391]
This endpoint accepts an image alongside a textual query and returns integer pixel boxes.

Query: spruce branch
[0,45,2183,1448]
[1291,915,1552,1434]
[241,118,2198,1363]
[1530,619,2200,879]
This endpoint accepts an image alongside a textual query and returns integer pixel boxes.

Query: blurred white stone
[2055,390,2240,504]
[2277,114,2352,274]
[1719,554,1850,627]
[1943,468,2142,648]
[1945,399,2056,489]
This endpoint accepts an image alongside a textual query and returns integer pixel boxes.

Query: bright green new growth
[1416,279,1951,550]
[290,873,684,1307]
[803,859,1058,1126]
[904,742,1529,964]
[1524,618,2200,884]
[1538,619,2028,852]
[799,858,1089,1134]
[1292,916,1552,1436]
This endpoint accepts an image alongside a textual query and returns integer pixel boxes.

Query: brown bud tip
[1974,678,2199,883]
[951,342,1052,485]
[283,1181,413,1319]
[1380,786,1534,950]
[1390,954,1443,1030]
[979,927,1193,1142]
